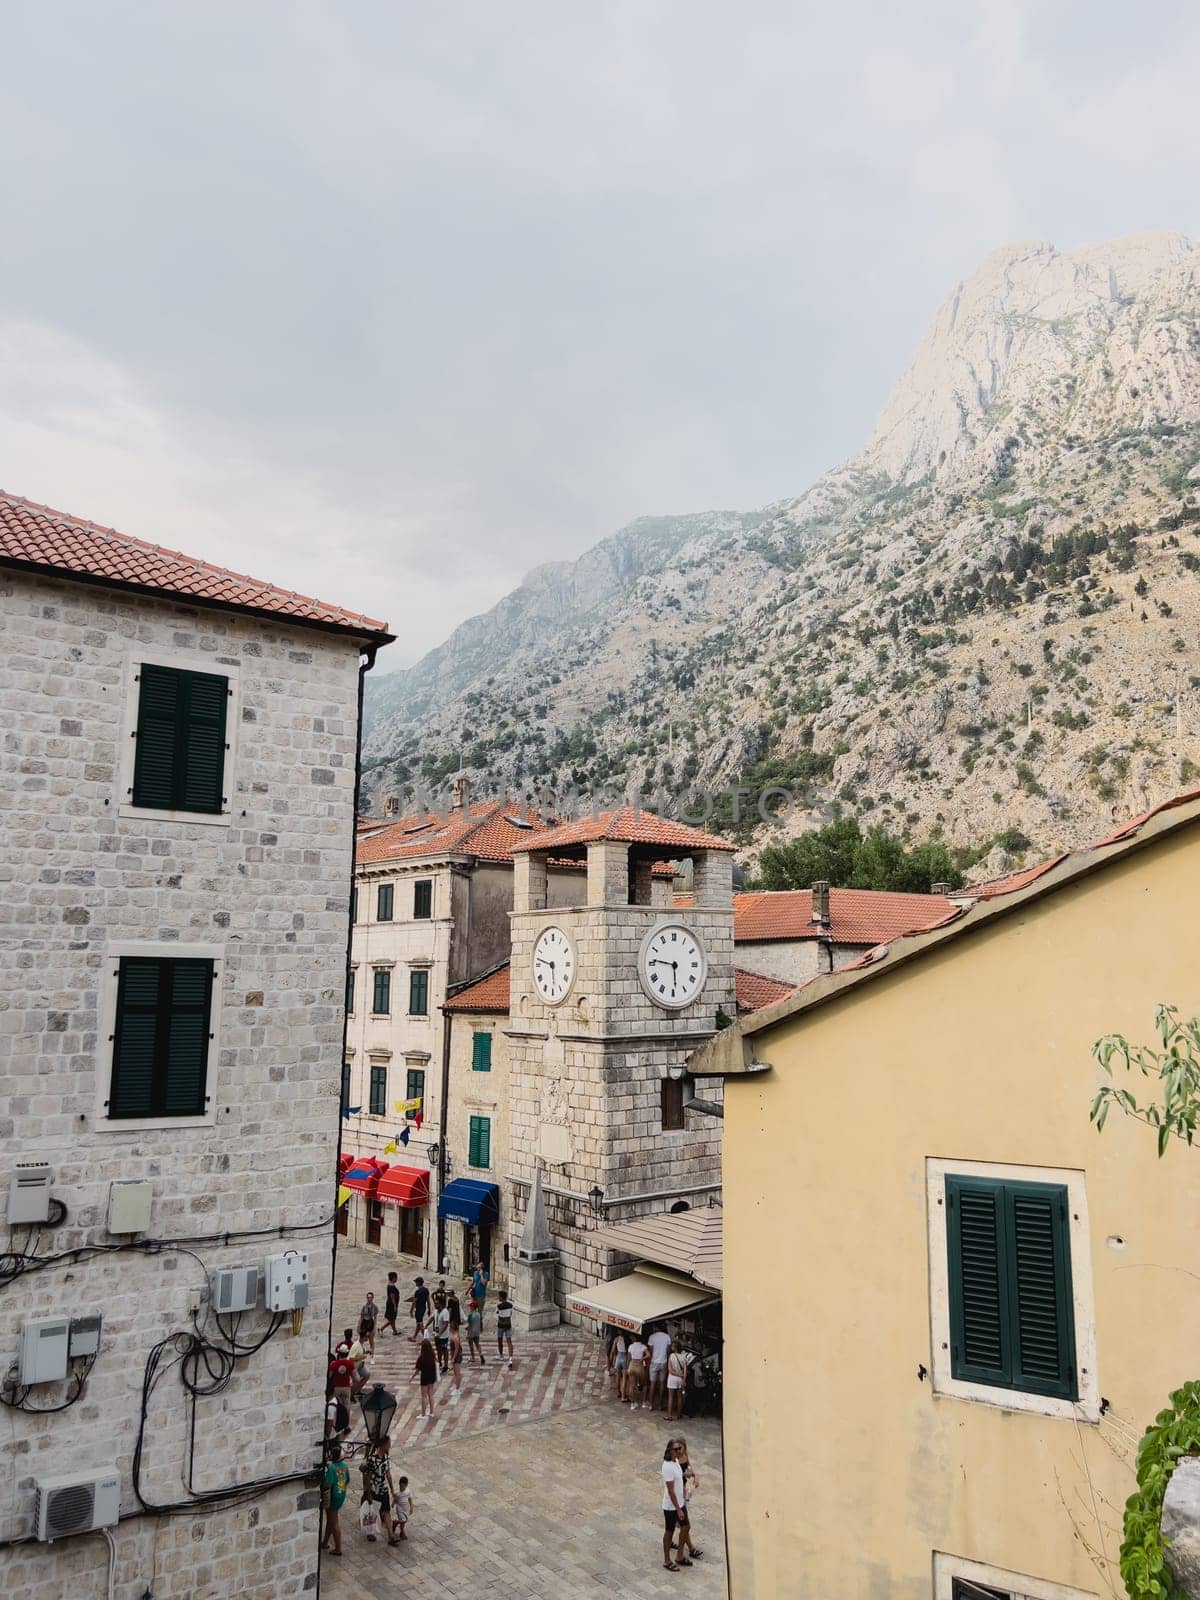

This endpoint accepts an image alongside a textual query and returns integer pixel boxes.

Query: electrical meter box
[264,1251,309,1312]
[69,1315,102,1359]
[20,1317,70,1385]
[107,1179,152,1235]
[8,1162,53,1225]
[210,1266,259,1314]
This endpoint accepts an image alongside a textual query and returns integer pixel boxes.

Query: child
[393,1475,414,1540]
[496,1290,514,1368]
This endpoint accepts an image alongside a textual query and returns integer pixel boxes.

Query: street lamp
[359,1382,397,1445]
[588,1185,605,1221]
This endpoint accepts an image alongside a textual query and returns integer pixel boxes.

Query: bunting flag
[413,1110,423,1131]
[383,1141,398,1155]
[399,1125,411,1146]
[337,1185,353,1208]
[394,1096,423,1115]
[341,1105,362,1119]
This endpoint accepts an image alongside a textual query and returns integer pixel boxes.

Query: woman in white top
[661,1438,689,1571]
[666,1339,687,1421]
[626,1336,650,1409]
[607,1328,629,1402]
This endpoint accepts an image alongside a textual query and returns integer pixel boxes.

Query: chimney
[931,881,952,895]
[383,796,401,817]
[450,773,471,812]
[811,880,831,927]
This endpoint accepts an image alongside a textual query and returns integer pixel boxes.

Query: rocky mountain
[363,231,1200,876]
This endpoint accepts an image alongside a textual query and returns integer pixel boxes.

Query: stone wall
[0,570,362,1599]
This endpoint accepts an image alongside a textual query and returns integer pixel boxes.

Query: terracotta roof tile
[443,964,511,1013]
[683,887,957,945]
[733,968,797,1012]
[0,490,391,638]
[509,805,736,855]
[356,802,555,865]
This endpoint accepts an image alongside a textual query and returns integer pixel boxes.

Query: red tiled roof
[733,968,797,1013]
[677,887,958,945]
[443,960,795,1017]
[356,801,555,865]
[509,806,736,855]
[443,964,512,1013]
[972,858,1065,899]
[0,490,392,639]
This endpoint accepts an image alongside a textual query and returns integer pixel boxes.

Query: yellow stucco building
[692,793,1200,1599]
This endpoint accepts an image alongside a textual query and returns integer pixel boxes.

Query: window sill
[407,1013,430,1021]
[117,802,231,827]
[98,1112,215,1133]
[370,1013,391,1020]
[931,1377,1098,1423]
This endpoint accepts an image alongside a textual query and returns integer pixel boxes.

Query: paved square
[320,1247,724,1598]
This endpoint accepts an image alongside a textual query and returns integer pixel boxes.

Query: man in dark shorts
[408,1276,430,1340]
[383,1271,401,1336]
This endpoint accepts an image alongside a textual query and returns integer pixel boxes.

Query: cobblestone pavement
[319,1245,724,1598]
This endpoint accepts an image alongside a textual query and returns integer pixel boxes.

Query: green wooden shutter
[341,1060,352,1107]
[131,664,227,813]
[346,970,355,1013]
[946,1176,1010,1387]
[472,1031,492,1071]
[946,1174,1077,1401]
[413,880,432,919]
[369,1064,387,1115]
[1007,1182,1077,1399]
[377,884,394,921]
[406,1068,425,1103]
[373,970,391,1014]
[469,1115,491,1168]
[410,970,428,1015]
[109,956,212,1118]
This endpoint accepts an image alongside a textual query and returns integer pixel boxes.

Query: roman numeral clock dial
[638,924,707,1010]
[532,925,576,1005]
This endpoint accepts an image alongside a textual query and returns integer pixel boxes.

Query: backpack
[334,1397,350,1433]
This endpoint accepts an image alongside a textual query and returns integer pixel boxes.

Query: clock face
[638,923,706,1009]
[532,925,576,1005]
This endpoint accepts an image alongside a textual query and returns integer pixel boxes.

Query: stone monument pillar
[510,1168,560,1333]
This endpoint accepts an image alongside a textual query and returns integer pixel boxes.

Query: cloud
[0,1,1198,668]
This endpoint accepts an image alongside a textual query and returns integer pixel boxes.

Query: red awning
[342,1156,387,1194]
[375,1166,430,1209]
[339,1152,356,1176]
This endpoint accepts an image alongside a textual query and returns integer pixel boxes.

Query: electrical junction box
[264,1251,309,1312]
[8,1162,53,1225]
[210,1265,259,1314]
[107,1179,152,1235]
[20,1317,70,1385]
[69,1315,102,1359]
[35,1466,120,1542]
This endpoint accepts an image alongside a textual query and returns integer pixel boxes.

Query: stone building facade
[506,810,737,1314]
[341,798,576,1269]
[0,494,389,1600]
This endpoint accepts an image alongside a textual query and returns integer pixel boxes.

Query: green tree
[755,818,965,893]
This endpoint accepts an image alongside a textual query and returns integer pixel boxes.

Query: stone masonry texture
[0,570,363,1599]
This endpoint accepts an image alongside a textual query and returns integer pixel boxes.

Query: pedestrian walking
[328,1344,355,1411]
[666,1340,687,1422]
[661,1438,688,1571]
[449,1323,464,1399]
[383,1271,401,1336]
[393,1475,414,1540]
[446,1289,462,1338]
[466,1298,486,1365]
[608,1328,629,1401]
[647,1323,672,1411]
[347,1333,369,1398]
[673,1436,704,1563]
[408,1276,431,1339]
[470,1257,490,1310]
[433,1296,451,1371]
[358,1292,379,1355]
[320,1443,350,1556]
[325,1390,350,1443]
[627,1334,649,1409]
[412,1337,439,1420]
[496,1291,514,1367]
[362,1436,401,1545]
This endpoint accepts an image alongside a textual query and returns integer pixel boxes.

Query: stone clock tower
[506,807,736,1317]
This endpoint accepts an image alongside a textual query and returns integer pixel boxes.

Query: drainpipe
[436,1006,452,1272]
[329,642,378,1378]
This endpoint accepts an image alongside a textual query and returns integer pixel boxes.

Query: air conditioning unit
[263,1251,309,1312]
[210,1265,259,1314]
[35,1466,120,1542]
[8,1162,53,1225]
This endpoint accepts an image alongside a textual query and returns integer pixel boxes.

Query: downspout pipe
[436,1006,452,1272]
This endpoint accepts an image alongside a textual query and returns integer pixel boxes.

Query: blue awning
[438,1179,501,1226]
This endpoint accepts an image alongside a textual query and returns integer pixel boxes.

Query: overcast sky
[1,2,1197,666]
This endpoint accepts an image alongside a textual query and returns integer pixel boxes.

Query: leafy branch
[1091,1006,1200,1156]
[1119,1381,1200,1598]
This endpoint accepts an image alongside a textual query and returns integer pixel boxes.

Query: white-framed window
[934,1550,1099,1599]
[96,940,224,1131]
[926,1158,1099,1422]
[115,647,241,826]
